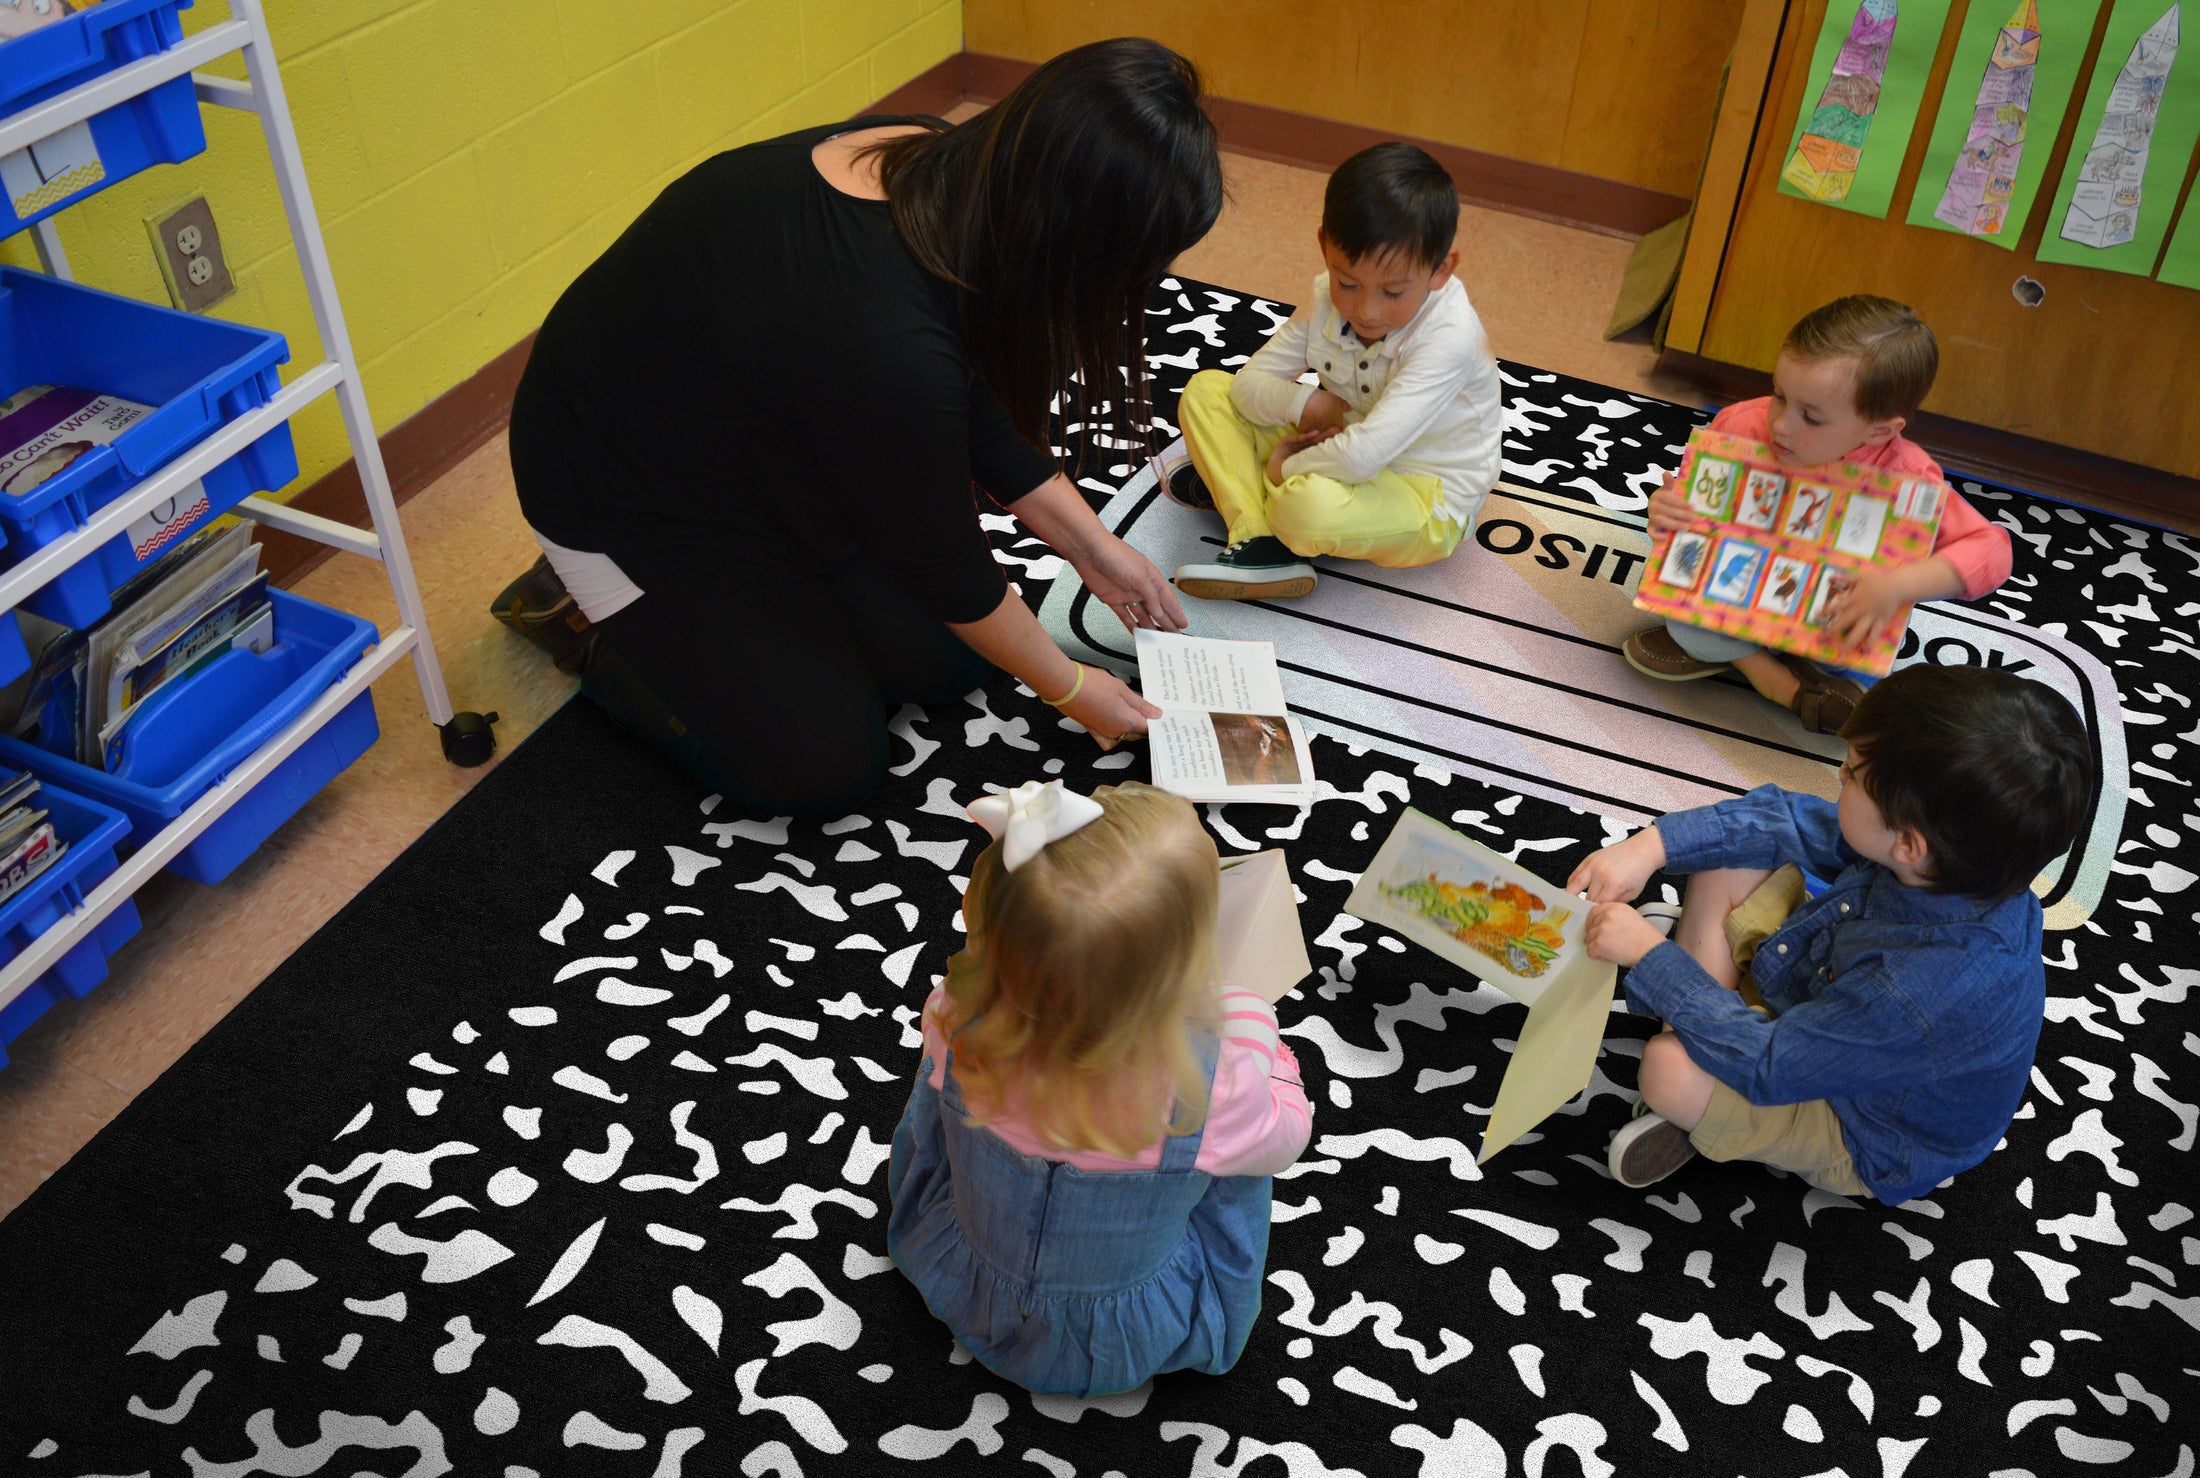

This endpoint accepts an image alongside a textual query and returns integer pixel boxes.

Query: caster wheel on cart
[440,710,500,767]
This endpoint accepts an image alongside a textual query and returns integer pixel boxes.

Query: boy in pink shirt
[1623,297,2011,733]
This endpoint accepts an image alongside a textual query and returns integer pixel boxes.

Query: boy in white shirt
[1171,143,1503,600]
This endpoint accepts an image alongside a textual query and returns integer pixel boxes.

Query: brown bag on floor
[491,555,597,673]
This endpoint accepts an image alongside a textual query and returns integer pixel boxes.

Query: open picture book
[1134,629,1315,806]
[1631,427,1947,677]
[1345,808,1620,1162]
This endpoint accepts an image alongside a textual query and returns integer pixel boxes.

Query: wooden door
[1675,0,2200,480]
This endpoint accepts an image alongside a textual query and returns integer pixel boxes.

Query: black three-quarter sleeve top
[508,118,1058,626]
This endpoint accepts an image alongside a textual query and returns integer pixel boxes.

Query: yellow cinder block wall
[2,0,962,500]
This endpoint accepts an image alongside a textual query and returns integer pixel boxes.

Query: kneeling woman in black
[507,39,1222,816]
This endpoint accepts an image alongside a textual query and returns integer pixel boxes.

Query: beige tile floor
[0,150,1678,1219]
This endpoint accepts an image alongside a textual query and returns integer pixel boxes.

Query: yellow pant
[1177,370,1466,567]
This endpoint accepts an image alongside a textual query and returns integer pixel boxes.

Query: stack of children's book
[0,766,63,904]
[5,521,271,771]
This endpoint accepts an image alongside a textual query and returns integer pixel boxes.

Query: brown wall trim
[886,53,1692,241]
[872,50,974,118]
[1657,348,2200,535]
[261,331,536,589]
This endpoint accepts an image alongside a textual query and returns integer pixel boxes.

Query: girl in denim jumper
[887,781,1313,1397]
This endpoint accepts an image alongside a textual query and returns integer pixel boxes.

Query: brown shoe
[1608,1107,1699,1187]
[1622,625,1730,681]
[1781,656,1865,735]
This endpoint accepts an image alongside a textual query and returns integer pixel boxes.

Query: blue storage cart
[0,0,206,239]
[0,265,298,627]
[0,0,493,1077]
[0,589,379,886]
[0,781,140,1069]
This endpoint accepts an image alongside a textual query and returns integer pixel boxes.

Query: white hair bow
[967,780,1105,872]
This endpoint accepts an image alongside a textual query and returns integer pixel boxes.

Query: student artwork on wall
[1778,0,1959,216]
[1907,0,2104,245]
[2036,0,2199,274]
[1632,429,1946,677]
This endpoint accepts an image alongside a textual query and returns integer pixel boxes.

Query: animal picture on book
[1783,480,1837,541]
[1208,712,1301,788]
[1685,454,1742,519]
[1658,531,1711,590]
[1758,555,1814,619]
[1806,568,1857,627]
[1704,538,1768,606]
[1737,468,1786,530]
[1833,492,1891,557]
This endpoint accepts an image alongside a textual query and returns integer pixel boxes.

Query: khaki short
[1691,864,1870,1198]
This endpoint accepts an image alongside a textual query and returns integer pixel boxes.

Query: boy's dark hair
[1321,142,1459,270]
[1784,295,1939,424]
[1842,666,2090,902]
[865,39,1224,447]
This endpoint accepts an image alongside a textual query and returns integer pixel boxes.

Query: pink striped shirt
[919,986,1313,1177]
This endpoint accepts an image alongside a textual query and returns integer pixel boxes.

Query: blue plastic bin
[1,0,206,239]
[0,589,379,886]
[0,781,140,1070]
[0,608,27,690]
[0,266,298,626]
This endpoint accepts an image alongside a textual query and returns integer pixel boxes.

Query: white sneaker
[1608,1105,1698,1187]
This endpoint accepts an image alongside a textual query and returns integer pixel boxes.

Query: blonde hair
[931,783,1219,1157]
[1783,295,1939,424]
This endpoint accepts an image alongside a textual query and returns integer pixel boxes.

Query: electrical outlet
[146,196,233,312]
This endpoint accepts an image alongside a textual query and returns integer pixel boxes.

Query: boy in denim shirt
[1566,666,2090,1200]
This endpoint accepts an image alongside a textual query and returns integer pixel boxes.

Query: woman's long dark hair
[867,39,1224,448]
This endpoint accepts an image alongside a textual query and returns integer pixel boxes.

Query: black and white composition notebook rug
[0,278,2194,1477]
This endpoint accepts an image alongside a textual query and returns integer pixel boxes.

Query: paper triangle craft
[1217,850,1314,1006]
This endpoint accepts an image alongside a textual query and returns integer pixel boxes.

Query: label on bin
[0,386,152,499]
[1,121,106,223]
[128,481,213,560]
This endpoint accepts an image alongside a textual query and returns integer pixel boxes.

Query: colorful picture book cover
[1343,808,1586,1007]
[1631,429,1946,677]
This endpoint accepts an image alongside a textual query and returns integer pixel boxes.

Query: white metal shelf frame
[0,0,476,1014]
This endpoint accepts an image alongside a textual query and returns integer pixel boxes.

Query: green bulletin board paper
[2036,0,2198,275]
[1907,0,2106,246]
[2160,194,2200,286]
[1778,0,1961,218]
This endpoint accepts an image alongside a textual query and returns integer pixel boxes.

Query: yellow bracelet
[1042,663,1087,707]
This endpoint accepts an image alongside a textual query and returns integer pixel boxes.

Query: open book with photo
[1133,629,1316,806]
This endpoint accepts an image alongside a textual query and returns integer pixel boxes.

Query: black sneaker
[1174,537,1318,601]
[1162,460,1215,511]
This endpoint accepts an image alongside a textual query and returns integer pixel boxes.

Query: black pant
[583,540,994,817]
